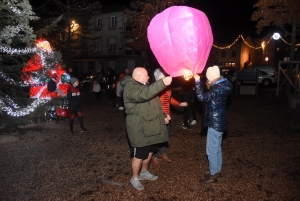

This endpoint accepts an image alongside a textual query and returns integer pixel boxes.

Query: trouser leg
[206,127,223,175]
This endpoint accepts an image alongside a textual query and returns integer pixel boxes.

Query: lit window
[284,57,290,61]
[110,16,116,28]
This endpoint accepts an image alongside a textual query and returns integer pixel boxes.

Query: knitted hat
[206,65,220,82]
[70,77,78,85]
[154,68,165,81]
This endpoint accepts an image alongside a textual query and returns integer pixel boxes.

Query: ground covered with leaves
[0,92,299,201]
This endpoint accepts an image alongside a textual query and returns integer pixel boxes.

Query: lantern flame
[184,74,193,81]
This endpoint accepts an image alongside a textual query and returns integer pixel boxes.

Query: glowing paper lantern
[147,6,213,77]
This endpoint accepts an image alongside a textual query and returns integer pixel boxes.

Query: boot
[151,156,160,167]
[158,153,172,162]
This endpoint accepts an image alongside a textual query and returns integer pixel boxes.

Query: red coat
[158,86,180,117]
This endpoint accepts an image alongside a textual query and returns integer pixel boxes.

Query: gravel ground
[0,92,299,201]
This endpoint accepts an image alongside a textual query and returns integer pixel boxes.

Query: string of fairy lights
[213,33,300,50]
[0,95,50,117]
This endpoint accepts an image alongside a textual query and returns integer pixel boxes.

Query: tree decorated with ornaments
[0,0,68,133]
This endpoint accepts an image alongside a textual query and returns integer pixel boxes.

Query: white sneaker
[118,106,124,110]
[190,120,197,125]
[138,170,158,181]
[130,178,144,191]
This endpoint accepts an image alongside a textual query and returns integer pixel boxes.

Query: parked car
[78,74,96,91]
[231,70,277,87]
[251,66,275,76]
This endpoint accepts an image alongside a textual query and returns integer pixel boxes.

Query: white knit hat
[206,65,220,82]
[154,68,165,81]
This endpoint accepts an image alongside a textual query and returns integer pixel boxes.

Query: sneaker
[181,124,191,130]
[118,106,124,110]
[190,120,197,125]
[130,178,144,191]
[138,170,158,181]
[80,128,87,132]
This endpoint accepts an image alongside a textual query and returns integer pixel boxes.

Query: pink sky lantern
[147,6,213,77]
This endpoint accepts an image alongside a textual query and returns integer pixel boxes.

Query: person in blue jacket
[193,66,233,184]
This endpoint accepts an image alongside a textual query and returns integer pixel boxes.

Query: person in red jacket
[151,68,188,167]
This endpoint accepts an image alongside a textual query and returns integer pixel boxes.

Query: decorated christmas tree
[0,0,68,133]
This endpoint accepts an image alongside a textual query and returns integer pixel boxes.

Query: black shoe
[70,130,74,134]
[81,128,87,132]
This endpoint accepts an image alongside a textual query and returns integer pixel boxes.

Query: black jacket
[67,85,81,109]
[195,78,232,132]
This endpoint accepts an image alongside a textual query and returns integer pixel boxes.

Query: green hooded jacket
[120,76,168,147]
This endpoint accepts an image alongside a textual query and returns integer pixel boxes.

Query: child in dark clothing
[67,77,87,133]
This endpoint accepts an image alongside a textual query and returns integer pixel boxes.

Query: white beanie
[154,68,165,81]
[206,65,220,82]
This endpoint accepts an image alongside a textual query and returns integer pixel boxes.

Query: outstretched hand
[180,102,188,107]
[162,76,172,86]
[193,74,200,81]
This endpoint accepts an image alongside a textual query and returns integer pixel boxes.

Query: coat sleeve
[126,80,166,103]
[195,80,214,102]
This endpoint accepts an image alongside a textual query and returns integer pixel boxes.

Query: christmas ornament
[56,107,70,118]
[147,6,213,77]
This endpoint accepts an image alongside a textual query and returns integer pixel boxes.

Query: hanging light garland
[0,95,50,117]
[213,33,300,49]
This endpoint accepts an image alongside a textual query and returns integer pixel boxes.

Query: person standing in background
[67,77,88,134]
[151,68,187,167]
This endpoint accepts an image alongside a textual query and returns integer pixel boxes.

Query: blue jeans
[206,127,223,175]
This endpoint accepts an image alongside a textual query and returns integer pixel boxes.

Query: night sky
[30,0,261,43]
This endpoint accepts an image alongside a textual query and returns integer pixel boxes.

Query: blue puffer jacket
[195,78,232,132]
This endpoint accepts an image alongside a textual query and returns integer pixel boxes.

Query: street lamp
[272,33,280,40]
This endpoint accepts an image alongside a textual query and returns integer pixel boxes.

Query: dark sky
[30,0,260,42]
[99,0,259,42]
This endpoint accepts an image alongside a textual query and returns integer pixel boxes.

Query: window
[276,47,280,51]
[221,51,226,57]
[223,62,236,67]
[231,51,236,58]
[96,18,102,29]
[109,38,116,51]
[110,16,116,28]
[284,57,290,61]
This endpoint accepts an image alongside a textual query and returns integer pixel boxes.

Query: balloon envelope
[147,6,213,77]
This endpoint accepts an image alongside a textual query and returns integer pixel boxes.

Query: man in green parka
[120,67,172,191]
